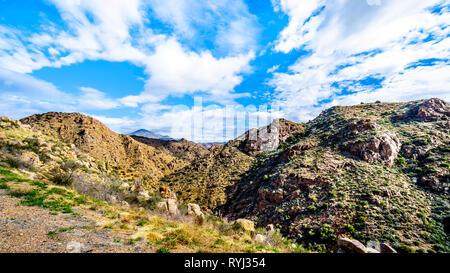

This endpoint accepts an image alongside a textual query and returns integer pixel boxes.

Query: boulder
[121,201,130,208]
[266,224,275,233]
[187,203,204,217]
[347,132,401,167]
[236,219,255,232]
[66,241,86,253]
[337,238,367,253]
[167,198,180,216]
[380,243,397,253]
[254,234,266,245]
[19,151,41,168]
[119,182,130,191]
[156,201,168,211]
[137,191,151,203]
[366,247,380,253]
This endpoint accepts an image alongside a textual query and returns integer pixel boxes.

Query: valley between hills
[0,98,449,253]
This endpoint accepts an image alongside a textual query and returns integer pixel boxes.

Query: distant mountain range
[129,129,225,149]
[129,129,176,141]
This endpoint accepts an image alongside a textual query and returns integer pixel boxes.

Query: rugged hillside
[160,144,255,211]
[229,118,305,156]
[220,98,449,253]
[131,136,209,162]
[3,98,448,253]
[20,113,187,185]
[0,116,298,253]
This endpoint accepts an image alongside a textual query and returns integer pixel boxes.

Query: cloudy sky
[0,0,449,142]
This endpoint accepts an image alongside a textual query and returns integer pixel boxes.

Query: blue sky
[0,0,449,142]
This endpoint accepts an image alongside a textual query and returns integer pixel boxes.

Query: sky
[0,0,449,142]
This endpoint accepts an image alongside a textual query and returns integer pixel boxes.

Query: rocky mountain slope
[0,116,297,253]
[1,98,448,253]
[160,144,255,211]
[20,113,187,186]
[131,136,209,163]
[220,98,449,253]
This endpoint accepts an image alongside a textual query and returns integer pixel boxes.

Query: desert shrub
[50,160,79,186]
[156,246,170,253]
[147,191,163,210]
[5,156,21,168]
[50,173,74,186]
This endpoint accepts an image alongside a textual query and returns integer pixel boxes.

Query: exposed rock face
[347,132,401,167]
[231,119,304,156]
[337,238,367,253]
[380,243,397,253]
[414,98,450,121]
[187,203,204,218]
[345,119,380,137]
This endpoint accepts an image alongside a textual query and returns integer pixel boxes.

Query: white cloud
[269,0,450,122]
[0,68,76,118]
[147,0,260,54]
[0,0,259,111]
[77,87,120,110]
[90,115,137,133]
[140,38,254,104]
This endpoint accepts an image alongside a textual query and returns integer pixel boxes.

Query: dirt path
[0,189,153,253]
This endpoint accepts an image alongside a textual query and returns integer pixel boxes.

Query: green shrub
[50,160,79,186]
[5,156,21,168]
[50,173,74,186]
[156,246,170,253]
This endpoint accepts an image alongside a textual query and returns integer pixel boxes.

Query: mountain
[197,142,225,150]
[219,98,450,253]
[131,136,209,162]
[20,112,188,187]
[160,144,255,211]
[0,116,292,253]
[129,129,175,141]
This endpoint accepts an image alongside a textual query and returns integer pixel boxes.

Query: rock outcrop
[231,119,304,156]
[347,132,401,167]
[337,238,369,253]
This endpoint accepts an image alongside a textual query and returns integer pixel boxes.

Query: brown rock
[337,238,367,253]
[416,98,450,121]
[187,203,204,217]
[347,132,401,167]
[166,198,180,216]
[380,243,397,253]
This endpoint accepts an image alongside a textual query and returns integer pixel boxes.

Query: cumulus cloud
[147,0,260,54]
[141,38,254,103]
[0,0,258,110]
[77,87,121,110]
[0,68,76,118]
[269,0,450,122]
